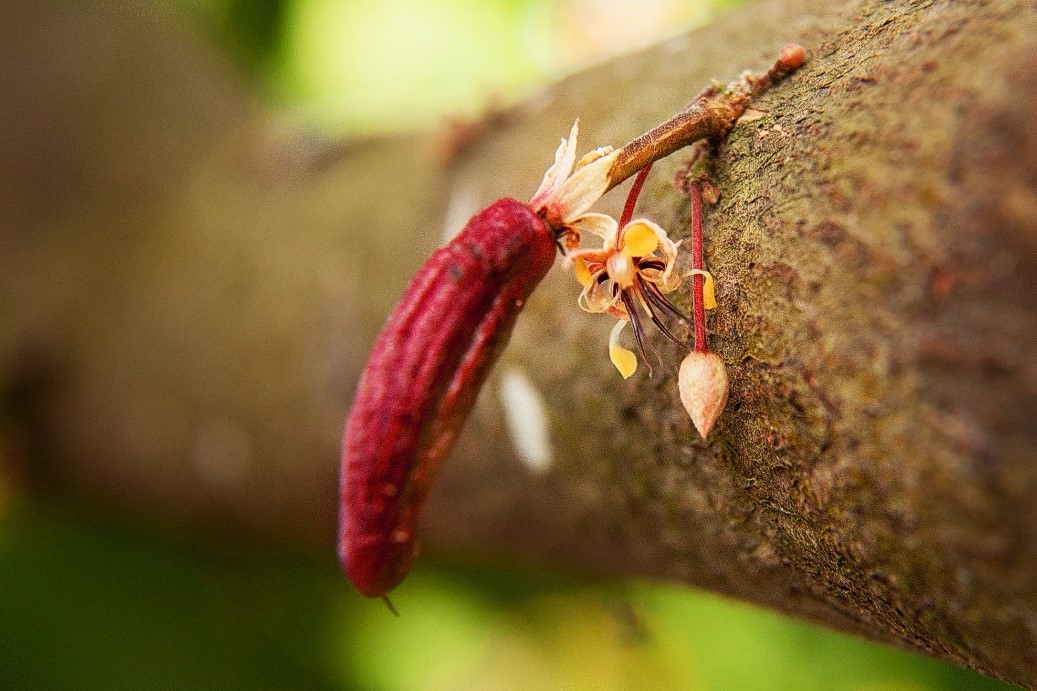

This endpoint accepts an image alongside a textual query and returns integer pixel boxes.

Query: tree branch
[3,0,1037,685]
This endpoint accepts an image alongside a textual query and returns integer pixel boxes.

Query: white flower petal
[530,119,579,209]
[570,212,618,240]
[551,148,619,222]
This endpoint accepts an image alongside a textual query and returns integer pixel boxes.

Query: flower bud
[678,351,729,439]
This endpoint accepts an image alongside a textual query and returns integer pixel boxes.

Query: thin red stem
[690,182,708,353]
[619,163,653,228]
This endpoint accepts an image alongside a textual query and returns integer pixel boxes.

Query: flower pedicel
[678,173,729,439]
[339,46,805,603]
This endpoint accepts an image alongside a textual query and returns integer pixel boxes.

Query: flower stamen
[641,279,691,326]
[620,290,654,376]
[635,277,688,349]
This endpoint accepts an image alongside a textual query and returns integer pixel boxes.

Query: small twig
[606,44,805,192]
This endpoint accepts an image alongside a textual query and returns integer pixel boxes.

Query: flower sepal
[529,120,619,246]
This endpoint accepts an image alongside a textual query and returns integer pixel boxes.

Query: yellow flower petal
[608,320,638,379]
[620,222,660,257]
[704,274,717,310]
[573,257,594,287]
[689,270,717,309]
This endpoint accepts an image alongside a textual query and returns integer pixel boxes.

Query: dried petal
[678,351,729,438]
[609,320,638,378]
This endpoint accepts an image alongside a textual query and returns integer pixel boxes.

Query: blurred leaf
[279,0,548,132]
[0,505,343,689]
[642,583,1011,691]
[0,505,1014,690]
[174,0,291,77]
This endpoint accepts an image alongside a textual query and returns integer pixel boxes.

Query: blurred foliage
[171,0,721,133]
[0,503,1012,689]
[176,0,292,76]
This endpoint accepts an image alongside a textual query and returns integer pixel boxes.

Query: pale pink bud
[678,352,730,439]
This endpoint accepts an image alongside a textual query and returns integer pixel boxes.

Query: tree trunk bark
[3,0,1036,685]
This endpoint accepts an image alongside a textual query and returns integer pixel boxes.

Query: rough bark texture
[2,0,1037,685]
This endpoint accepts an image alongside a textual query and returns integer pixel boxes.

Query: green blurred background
[0,1,1015,688]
